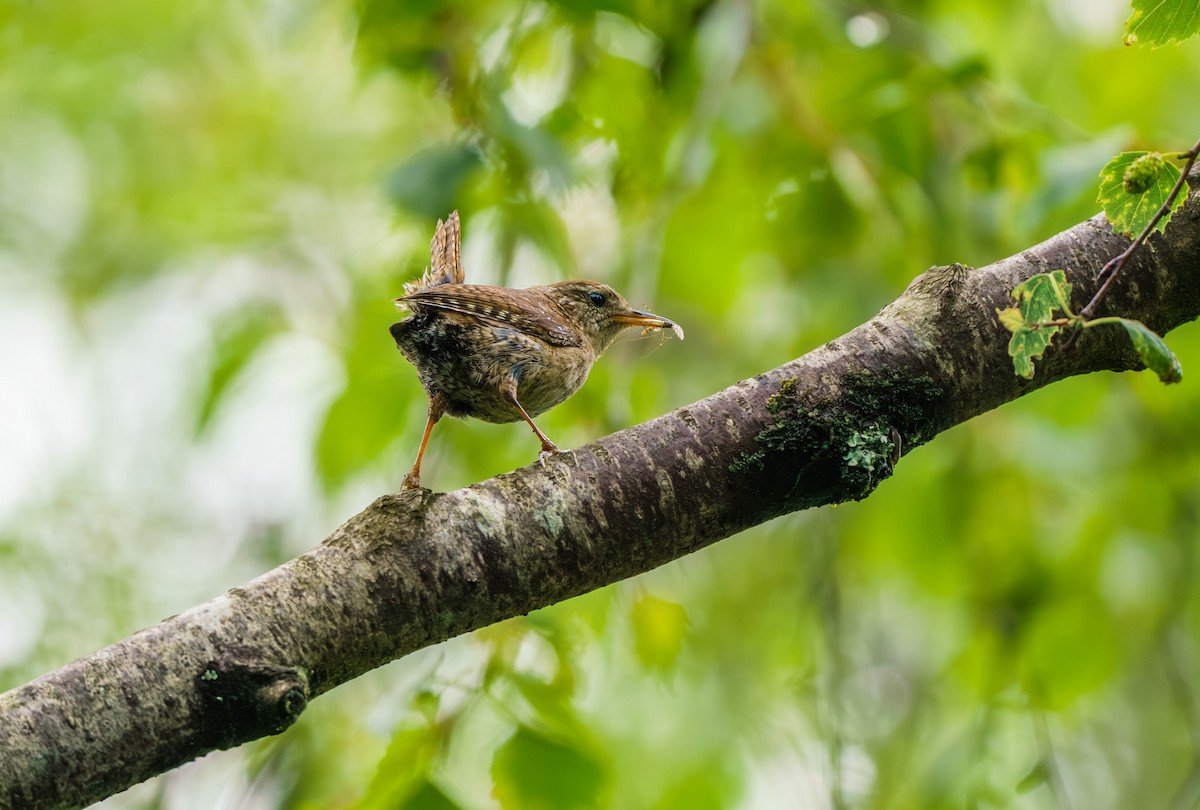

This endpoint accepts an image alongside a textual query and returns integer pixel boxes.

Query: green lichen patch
[843,422,894,475]
[728,449,766,473]
[839,368,944,447]
[768,377,799,414]
[734,368,944,504]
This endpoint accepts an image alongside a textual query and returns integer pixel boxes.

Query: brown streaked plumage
[390,210,683,489]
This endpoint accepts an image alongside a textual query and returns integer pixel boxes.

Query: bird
[390,210,684,489]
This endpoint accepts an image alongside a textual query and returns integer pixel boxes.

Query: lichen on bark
[732,368,944,503]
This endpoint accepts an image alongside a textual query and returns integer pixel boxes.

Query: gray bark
[3,188,1200,809]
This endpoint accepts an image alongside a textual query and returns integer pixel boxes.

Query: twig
[1057,138,1200,355]
[1080,137,1200,322]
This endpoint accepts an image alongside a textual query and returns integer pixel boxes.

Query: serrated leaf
[1014,271,1073,322]
[1007,328,1051,380]
[1000,271,1074,380]
[1118,318,1183,383]
[1125,0,1200,47]
[1097,151,1184,237]
[1122,152,1165,193]
[996,307,1025,332]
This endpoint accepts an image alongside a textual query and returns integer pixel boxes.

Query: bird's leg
[501,381,560,463]
[403,395,445,490]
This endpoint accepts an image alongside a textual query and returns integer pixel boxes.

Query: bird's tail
[404,210,463,295]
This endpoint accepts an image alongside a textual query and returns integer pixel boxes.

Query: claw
[537,442,560,466]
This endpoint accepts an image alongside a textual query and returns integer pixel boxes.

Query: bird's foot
[402,471,423,490]
[537,441,561,467]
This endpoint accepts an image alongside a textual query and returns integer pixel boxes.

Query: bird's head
[544,280,682,355]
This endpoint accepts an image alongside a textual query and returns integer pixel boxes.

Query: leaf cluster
[998,270,1182,383]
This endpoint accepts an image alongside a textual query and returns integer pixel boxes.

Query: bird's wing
[401,285,581,347]
[428,210,464,285]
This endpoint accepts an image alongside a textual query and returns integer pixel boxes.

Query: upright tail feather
[404,210,463,295]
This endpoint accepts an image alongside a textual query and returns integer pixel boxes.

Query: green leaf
[359,727,441,810]
[483,79,573,190]
[355,0,444,70]
[387,144,482,219]
[194,307,283,435]
[998,271,1074,380]
[650,761,741,810]
[1006,325,1046,380]
[996,307,1025,333]
[1122,151,1165,193]
[491,727,606,810]
[1015,760,1049,794]
[1117,318,1183,383]
[402,780,465,810]
[1012,271,1074,323]
[630,592,689,672]
[1097,151,1184,237]
[1019,597,1118,709]
[510,671,577,731]
[1125,0,1200,47]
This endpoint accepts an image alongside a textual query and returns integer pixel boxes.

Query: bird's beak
[612,309,685,340]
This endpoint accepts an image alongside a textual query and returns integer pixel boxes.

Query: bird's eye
[587,291,606,307]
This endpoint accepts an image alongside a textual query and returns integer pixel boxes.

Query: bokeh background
[3,0,1200,807]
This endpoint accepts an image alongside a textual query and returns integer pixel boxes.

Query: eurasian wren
[390,211,683,489]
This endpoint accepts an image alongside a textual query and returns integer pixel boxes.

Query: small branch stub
[197,659,310,749]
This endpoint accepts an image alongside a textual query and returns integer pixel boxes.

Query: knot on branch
[323,489,438,551]
[903,262,975,305]
[197,659,310,749]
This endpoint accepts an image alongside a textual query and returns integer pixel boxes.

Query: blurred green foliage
[4,0,1200,808]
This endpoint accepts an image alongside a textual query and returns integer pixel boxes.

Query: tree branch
[4,184,1200,809]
